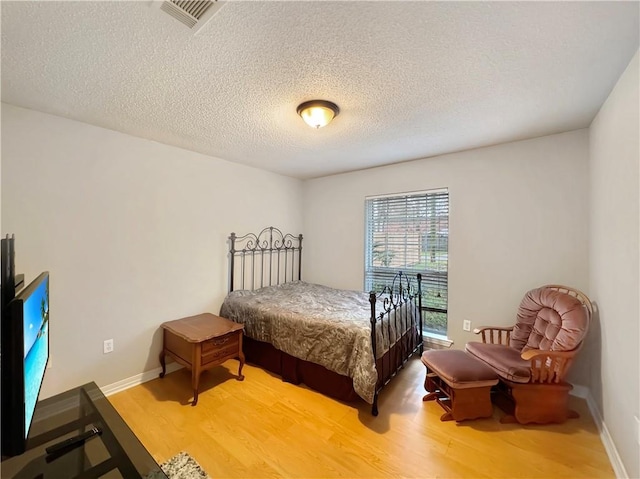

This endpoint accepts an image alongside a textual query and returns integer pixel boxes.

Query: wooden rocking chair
[465,285,592,424]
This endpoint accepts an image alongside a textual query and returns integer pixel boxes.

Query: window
[365,190,449,336]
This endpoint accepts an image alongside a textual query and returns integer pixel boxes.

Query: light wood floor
[109,358,614,478]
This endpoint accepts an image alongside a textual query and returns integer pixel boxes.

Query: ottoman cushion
[421,350,498,389]
[465,341,531,383]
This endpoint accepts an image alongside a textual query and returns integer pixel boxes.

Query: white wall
[589,50,639,479]
[1,103,303,398]
[303,130,591,384]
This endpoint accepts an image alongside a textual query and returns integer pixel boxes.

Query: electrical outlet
[103,339,114,354]
[463,320,471,332]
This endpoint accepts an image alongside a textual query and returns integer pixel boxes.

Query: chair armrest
[520,349,575,361]
[472,326,513,345]
[520,349,577,383]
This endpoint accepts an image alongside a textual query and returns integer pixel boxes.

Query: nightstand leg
[159,349,166,378]
[192,344,201,406]
[237,356,245,381]
[192,379,199,406]
[237,334,245,381]
[191,368,201,406]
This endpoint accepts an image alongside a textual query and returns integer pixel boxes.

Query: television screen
[22,273,49,435]
[1,271,49,456]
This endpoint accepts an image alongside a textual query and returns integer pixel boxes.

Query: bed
[219,226,424,415]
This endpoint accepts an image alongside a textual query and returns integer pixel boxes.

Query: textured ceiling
[2,1,638,179]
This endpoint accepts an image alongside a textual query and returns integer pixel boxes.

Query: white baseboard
[36,363,183,421]
[101,362,184,397]
[570,384,628,479]
[423,333,454,350]
[35,396,80,421]
[570,383,589,399]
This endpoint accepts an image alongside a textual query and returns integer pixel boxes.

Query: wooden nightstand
[159,313,245,406]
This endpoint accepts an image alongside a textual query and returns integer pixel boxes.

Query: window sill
[422,332,453,350]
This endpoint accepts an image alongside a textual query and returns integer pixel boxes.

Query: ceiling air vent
[152,0,224,33]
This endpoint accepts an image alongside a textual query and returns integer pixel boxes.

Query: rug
[149,451,211,479]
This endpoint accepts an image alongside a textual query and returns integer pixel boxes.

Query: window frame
[364,188,449,337]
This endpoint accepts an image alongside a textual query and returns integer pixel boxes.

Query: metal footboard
[369,272,423,416]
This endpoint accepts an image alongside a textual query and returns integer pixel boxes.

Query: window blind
[365,190,449,332]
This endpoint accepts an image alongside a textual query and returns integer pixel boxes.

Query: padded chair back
[509,286,591,353]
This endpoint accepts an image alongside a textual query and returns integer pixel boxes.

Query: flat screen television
[1,270,50,457]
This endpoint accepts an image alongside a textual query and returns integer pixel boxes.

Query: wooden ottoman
[421,350,498,422]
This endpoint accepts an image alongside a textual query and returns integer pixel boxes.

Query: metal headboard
[228,226,303,292]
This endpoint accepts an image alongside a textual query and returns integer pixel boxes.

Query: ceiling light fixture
[297,100,340,129]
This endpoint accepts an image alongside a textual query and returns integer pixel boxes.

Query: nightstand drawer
[202,331,239,353]
[202,343,239,365]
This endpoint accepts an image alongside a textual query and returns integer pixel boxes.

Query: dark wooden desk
[159,313,245,405]
[1,382,166,478]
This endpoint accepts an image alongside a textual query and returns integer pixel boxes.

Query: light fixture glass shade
[297,100,339,129]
